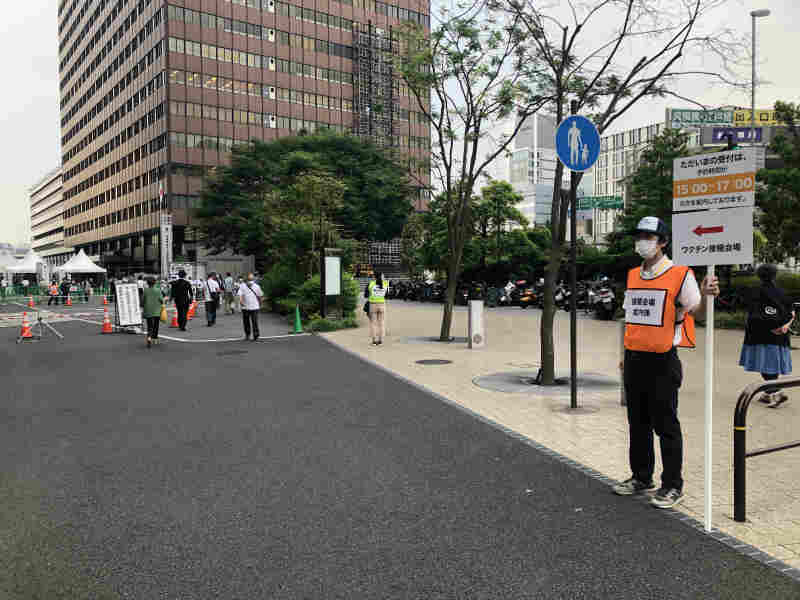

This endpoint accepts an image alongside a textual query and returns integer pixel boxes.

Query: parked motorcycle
[519,286,539,309]
[594,286,617,320]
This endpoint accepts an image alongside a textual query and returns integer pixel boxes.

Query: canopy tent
[7,249,44,273]
[0,251,16,272]
[55,249,106,274]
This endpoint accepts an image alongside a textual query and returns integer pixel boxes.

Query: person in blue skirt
[739,264,795,408]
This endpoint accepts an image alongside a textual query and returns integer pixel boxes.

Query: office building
[57,0,430,275]
[508,113,557,225]
[30,167,74,272]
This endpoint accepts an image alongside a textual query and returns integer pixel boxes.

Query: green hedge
[309,317,358,332]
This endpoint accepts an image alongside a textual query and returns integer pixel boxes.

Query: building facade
[30,167,74,272]
[57,0,430,276]
[508,113,557,226]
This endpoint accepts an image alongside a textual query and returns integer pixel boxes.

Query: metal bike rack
[734,376,800,522]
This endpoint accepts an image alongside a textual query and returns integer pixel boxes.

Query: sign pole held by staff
[673,148,755,532]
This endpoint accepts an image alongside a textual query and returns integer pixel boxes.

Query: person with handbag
[202,273,221,326]
[142,276,164,348]
[739,264,794,408]
[365,272,388,345]
[237,273,263,341]
[168,270,193,331]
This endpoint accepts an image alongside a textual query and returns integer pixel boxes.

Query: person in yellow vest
[366,273,388,345]
[613,216,719,509]
[47,281,59,306]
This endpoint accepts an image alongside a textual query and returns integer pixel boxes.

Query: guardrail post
[734,425,747,522]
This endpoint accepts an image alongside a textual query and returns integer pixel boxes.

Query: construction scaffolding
[354,21,394,148]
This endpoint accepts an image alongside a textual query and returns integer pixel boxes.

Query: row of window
[64,125,167,203]
[63,67,164,164]
[61,0,135,79]
[63,45,163,151]
[65,101,165,187]
[167,5,355,60]
[168,3,354,40]
[61,5,163,122]
[66,191,168,238]
[67,153,168,221]
[62,0,159,98]
[223,0,429,28]
[167,99,428,147]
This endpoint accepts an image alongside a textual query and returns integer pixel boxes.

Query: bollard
[468,300,485,349]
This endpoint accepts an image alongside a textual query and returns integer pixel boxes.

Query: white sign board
[672,148,756,212]
[673,207,754,266]
[170,262,197,281]
[160,213,173,277]
[324,256,341,296]
[114,282,142,326]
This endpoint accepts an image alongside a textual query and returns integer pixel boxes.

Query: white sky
[0,0,797,246]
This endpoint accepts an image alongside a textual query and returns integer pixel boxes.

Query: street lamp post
[750,9,770,146]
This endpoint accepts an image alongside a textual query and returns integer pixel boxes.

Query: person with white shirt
[237,273,263,341]
[613,216,719,509]
[202,273,221,326]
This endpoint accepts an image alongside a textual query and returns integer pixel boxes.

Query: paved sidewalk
[324,301,800,568]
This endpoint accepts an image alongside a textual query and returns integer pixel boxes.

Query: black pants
[176,303,189,330]
[48,295,57,305]
[146,316,160,339]
[206,300,217,325]
[624,348,684,491]
[242,309,259,338]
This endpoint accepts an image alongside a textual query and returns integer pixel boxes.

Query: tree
[399,213,427,280]
[472,180,528,268]
[497,0,744,384]
[396,4,549,340]
[756,101,800,263]
[196,132,416,267]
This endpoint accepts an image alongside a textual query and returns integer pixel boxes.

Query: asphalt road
[1,321,798,599]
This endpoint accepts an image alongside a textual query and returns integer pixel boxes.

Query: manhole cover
[416,359,453,365]
[217,350,248,356]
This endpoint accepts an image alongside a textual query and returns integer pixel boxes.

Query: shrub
[294,273,359,319]
[261,264,305,309]
[309,317,359,332]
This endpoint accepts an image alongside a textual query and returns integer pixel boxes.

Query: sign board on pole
[324,256,341,295]
[673,206,754,267]
[673,148,756,213]
[667,108,734,129]
[114,282,142,327]
[711,127,763,144]
[160,213,173,278]
[555,116,600,172]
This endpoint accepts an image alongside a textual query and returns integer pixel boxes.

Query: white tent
[7,249,44,273]
[0,251,16,272]
[55,249,106,274]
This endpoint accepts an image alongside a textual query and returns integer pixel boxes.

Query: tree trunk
[439,258,460,341]
[539,244,561,384]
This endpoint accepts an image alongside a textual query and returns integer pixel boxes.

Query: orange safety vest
[624,264,696,353]
[49,284,58,296]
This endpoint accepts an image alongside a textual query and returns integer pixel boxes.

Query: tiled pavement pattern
[323,301,800,569]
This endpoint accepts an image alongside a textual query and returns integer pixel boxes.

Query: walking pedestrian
[238,273,263,341]
[202,272,220,326]
[142,276,163,348]
[169,269,192,331]
[60,279,70,306]
[739,264,794,408]
[48,280,59,306]
[613,217,719,509]
[223,272,235,314]
[366,271,388,345]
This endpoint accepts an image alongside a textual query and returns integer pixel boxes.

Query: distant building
[29,167,73,272]
[509,113,558,225]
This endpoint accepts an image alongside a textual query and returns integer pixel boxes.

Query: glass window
[218,77,232,93]
[202,44,217,59]
[219,107,232,122]
[203,105,218,120]
[203,74,217,89]
[169,69,185,85]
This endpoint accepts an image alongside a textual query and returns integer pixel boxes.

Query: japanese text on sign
[673,149,756,213]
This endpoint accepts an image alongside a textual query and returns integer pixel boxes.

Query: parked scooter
[593,285,617,320]
[519,286,539,309]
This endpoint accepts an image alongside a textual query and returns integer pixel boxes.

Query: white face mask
[635,239,659,260]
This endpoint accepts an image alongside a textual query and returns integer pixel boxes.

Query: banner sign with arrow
[673,206,753,266]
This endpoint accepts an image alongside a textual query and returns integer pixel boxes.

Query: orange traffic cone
[103,295,108,305]
[28,296,34,308]
[169,308,179,328]
[65,295,72,306]
[187,301,196,320]
[18,312,33,340]
[101,308,113,334]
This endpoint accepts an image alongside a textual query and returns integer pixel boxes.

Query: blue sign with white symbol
[555,115,600,172]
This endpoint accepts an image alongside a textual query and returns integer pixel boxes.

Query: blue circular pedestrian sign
[555,115,601,172]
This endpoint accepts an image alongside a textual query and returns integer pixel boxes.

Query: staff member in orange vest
[613,216,719,509]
